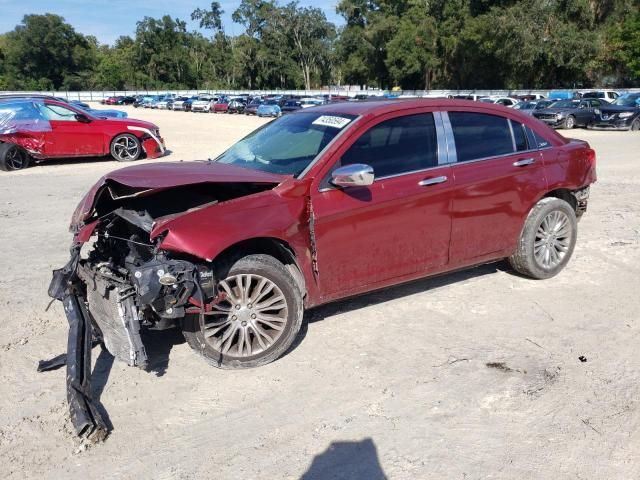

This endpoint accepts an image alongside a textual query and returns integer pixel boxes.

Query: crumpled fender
[150,178,320,304]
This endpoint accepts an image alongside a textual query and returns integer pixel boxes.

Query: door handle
[513,158,536,167]
[418,175,448,186]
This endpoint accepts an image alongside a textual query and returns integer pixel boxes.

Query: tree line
[0,0,638,92]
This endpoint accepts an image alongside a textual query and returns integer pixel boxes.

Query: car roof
[0,94,63,102]
[303,98,517,117]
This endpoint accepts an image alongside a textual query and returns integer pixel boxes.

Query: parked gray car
[532,99,609,129]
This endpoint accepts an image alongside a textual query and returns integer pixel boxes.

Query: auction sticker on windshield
[312,115,352,129]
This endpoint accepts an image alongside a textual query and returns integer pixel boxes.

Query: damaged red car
[0,97,165,171]
[49,99,596,437]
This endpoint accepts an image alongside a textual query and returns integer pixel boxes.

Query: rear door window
[448,112,514,162]
[341,113,438,178]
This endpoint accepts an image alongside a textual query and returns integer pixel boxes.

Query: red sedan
[102,96,122,105]
[51,99,596,436]
[212,99,230,113]
[0,97,165,171]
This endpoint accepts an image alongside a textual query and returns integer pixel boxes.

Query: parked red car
[50,99,596,437]
[212,99,230,113]
[102,96,122,105]
[0,97,165,171]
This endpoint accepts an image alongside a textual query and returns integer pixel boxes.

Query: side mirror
[75,113,91,123]
[331,164,375,188]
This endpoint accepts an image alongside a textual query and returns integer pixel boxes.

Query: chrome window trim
[440,111,458,163]
[447,148,542,166]
[507,119,517,151]
[433,111,449,165]
[374,163,450,182]
[297,114,363,179]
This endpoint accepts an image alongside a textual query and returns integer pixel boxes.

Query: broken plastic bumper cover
[43,238,208,439]
[64,293,109,441]
[44,249,154,440]
[44,251,108,439]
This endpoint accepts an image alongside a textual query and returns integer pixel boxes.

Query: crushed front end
[46,163,286,439]
[48,208,214,439]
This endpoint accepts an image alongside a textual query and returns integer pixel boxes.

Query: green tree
[2,14,97,90]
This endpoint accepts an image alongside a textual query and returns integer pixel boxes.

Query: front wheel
[110,133,141,162]
[182,254,304,369]
[631,118,640,131]
[0,143,31,171]
[509,197,577,279]
[563,115,575,129]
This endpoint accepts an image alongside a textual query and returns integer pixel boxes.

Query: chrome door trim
[507,119,517,151]
[440,111,458,164]
[433,111,449,166]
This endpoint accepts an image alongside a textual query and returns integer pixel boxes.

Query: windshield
[216,112,357,176]
[551,100,579,108]
[611,95,640,107]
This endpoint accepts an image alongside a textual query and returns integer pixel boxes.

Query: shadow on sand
[301,438,387,480]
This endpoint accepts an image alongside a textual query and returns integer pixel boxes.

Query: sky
[0,0,343,45]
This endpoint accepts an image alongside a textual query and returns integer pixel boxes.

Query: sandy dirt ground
[0,104,639,479]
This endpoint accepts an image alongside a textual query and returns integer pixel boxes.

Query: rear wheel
[631,118,640,131]
[509,197,577,279]
[110,134,141,162]
[182,254,304,369]
[0,143,31,171]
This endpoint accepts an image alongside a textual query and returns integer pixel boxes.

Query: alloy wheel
[5,146,26,170]
[113,136,140,160]
[534,210,572,269]
[201,274,288,358]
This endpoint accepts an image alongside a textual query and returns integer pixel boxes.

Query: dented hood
[71,161,288,228]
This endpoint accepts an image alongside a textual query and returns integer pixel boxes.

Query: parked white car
[478,96,520,107]
[300,98,324,108]
[191,95,217,112]
[582,90,620,101]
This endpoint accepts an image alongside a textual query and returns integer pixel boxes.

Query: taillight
[585,147,597,181]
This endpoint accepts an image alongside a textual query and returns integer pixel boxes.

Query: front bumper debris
[64,293,109,441]
[43,249,109,440]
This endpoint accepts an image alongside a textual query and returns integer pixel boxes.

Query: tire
[110,133,141,162]
[0,143,31,171]
[509,197,577,279]
[182,254,304,369]
[563,115,575,129]
[631,118,640,131]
